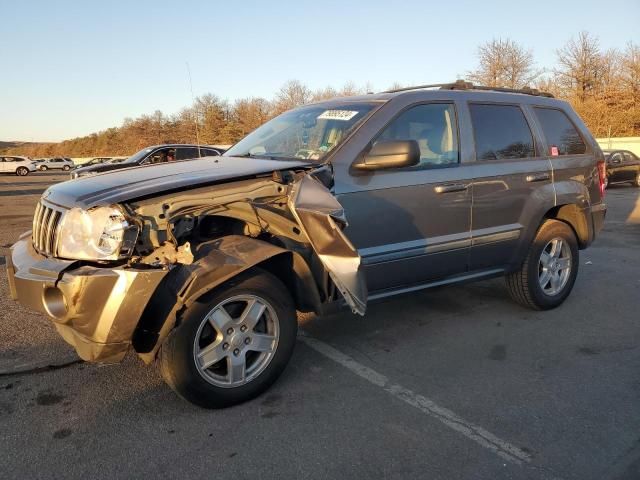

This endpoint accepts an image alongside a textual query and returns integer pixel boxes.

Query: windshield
[124,147,154,164]
[224,102,377,162]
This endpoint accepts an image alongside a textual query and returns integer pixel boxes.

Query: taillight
[597,159,606,197]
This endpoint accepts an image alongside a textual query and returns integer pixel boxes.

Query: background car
[602,149,640,188]
[0,155,37,176]
[71,144,224,178]
[75,157,113,168]
[37,157,74,171]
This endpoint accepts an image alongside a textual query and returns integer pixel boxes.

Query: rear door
[608,152,625,182]
[176,147,200,160]
[467,102,553,271]
[623,151,640,181]
[338,102,473,292]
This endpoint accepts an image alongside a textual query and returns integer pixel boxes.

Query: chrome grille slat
[32,201,65,256]
[39,208,51,252]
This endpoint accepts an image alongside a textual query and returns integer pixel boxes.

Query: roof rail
[381,80,554,98]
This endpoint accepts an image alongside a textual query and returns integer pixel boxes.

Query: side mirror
[353,140,420,171]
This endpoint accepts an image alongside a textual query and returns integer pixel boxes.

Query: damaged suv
[7,82,606,408]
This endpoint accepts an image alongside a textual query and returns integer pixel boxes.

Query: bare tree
[555,32,607,102]
[467,38,541,89]
[273,80,312,114]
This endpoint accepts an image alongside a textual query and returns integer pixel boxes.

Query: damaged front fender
[288,174,367,315]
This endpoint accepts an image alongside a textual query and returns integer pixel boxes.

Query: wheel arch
[543,203,591,249]
[132,235,322,363]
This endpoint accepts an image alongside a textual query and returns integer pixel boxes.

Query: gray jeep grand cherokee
[7,82,606,408]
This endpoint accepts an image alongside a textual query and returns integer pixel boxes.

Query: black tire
[16,167,29,176]
[506,219,579,310]
[158,269,297,408]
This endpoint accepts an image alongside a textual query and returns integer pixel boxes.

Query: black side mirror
[353,140,420,171]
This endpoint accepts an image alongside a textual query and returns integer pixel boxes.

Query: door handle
[434,183,468,194]
[526,173,550,182]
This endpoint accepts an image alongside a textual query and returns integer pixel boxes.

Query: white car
[0,156,37,176]
[37,157,74,171]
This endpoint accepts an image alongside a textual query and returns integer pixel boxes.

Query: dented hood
[288,174,368,315]
[43,156,312,209]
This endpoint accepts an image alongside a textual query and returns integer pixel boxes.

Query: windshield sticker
[317,110,359,121]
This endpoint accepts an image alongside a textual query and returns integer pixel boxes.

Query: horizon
[2,0,638,143]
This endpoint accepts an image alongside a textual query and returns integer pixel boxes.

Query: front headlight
[57,206,139,261]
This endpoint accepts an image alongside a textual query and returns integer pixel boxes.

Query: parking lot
[0,172,638,479]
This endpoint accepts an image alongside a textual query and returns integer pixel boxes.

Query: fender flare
[133,235,321,363]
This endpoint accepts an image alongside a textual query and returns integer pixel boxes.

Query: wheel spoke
[550,272,562,292]
[539,251,552,267]
[557,257,570,270]
[207,306,234,333]
[549,239,563,258]
[539,269,552,288]
[227,354,246,383]
[239,298,266,330]
[250,333,276,353]
[197,340,226,369]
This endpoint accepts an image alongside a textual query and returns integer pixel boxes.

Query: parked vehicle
[38,157,74,171]
[602,149,640,188]
[71,144,225,179]
[76,157,113,168]
[0,156,37,176]
[8,81,606,408]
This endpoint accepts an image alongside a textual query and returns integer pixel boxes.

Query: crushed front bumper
[7,233,167,362]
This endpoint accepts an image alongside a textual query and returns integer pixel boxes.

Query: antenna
[186,62,202,158]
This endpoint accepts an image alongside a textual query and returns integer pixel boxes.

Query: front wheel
[506,219,579,310]
[158,269,297,408]
[633,171,640,187]
[16,167,29,176]
[39,165,48,171]
[63,165,71,171]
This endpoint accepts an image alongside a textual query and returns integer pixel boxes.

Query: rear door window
[533,107,586,156]
[469,104,535,160]
[176,148,200,160]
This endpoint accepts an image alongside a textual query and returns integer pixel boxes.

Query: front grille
[32,201,64,256]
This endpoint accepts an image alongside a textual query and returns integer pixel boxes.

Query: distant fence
[596,137,640,156]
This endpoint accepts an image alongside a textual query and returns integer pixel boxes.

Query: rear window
[533,107,586,155]
[469,104,535,160]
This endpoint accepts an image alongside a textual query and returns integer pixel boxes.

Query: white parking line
[299,334,532,466]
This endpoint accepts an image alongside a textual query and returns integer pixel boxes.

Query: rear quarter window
[533,107,586,155]
[469,104,535,160]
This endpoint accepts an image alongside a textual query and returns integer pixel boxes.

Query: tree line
[6,32,639,158]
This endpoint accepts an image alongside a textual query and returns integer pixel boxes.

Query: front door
[337,102,473,293]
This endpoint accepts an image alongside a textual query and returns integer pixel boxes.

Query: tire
[158,269,297,408]
[633,171,640,188]
[63,165,70,171]
[40,165,48,171]
[603,176,608,189]
[506,219,579,310]
[16,167,29,176]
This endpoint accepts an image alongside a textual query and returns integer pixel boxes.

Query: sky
[1,0,638,142]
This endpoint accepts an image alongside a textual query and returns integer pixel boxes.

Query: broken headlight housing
[57,206,139,261]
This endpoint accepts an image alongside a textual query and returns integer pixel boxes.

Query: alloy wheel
[538,238,572,296]
[193,295,279,388]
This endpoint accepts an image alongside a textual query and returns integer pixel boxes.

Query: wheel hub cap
[538,237,572,296]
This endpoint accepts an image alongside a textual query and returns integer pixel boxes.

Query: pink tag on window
[550,146,559,156]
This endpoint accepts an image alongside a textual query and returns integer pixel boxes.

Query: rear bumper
[7,233,167,362]
[591,202,607,239]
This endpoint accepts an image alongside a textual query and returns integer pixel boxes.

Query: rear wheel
[39,165,48,171]
[633,171,640,187]
[506,219,579,310]
[63,165,71,171]
[158,269,297,408]
[16,167,29,176]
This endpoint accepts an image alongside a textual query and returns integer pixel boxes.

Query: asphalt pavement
[0,171,639,479]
